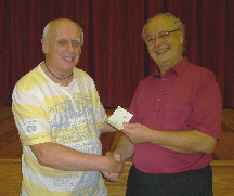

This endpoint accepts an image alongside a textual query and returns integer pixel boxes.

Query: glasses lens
[158,31,169,41]
[145,36,155,45]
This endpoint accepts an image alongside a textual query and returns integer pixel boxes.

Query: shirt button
[163,78,166,80]
[157,99,160,101]
[159,88,162,91]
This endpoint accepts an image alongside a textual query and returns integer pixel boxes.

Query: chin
[153,57,171,65]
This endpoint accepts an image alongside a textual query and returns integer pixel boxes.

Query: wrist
[100,156,111,172]
[146,128,156,143]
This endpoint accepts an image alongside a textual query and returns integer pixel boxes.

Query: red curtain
[1,0,233,107]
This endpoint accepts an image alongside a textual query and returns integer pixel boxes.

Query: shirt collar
[153,57,188,78]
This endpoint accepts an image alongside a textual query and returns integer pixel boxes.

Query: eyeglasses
[144,29,180,45]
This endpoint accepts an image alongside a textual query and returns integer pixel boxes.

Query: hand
[122,122,152,144]
[102,154,125,181]
[102,152,123,174]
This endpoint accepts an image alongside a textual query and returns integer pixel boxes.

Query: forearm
[100,124,118,133]
[113,135,134,161]
[30,142,113,172]
[148,129,217,154]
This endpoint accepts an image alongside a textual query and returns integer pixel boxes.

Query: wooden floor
[0,106,233,195]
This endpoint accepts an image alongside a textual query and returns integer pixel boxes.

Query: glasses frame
[143,29,181,45]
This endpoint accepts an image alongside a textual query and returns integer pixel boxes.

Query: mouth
[63,56,75,62]
[156,48,170,54]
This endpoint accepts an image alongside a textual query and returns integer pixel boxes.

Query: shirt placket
[153,76,166,117]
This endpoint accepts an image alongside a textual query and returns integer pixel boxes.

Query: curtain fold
[1,0,233,107]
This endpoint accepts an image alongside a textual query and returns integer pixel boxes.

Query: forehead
[50,21,81,40]
[145,15,173,35]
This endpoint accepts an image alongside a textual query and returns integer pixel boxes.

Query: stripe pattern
[12,63,107,195]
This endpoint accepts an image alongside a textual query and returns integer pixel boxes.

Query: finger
[110,175,118,181]
[123,123,139,129]
[122,122,137,129]
[103,172,113,177]
[108,177,118,182]
[104,173,118,181]
[122,122,129,126]
[122,122,132,128]
[110,173,118,178]
[108,173,118,181]
[114,154,121,161]
[105,151,114,158]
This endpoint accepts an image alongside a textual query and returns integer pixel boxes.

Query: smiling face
[144,15,184,74]
[42,20,82,75]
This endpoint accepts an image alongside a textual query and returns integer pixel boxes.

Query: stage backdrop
[0,0,233,107]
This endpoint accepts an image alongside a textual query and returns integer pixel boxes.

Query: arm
[30,142,122,174]
[122,122,217,154]
[121,68,221,155]
[100,124,118,133]
[103,134,134,181]
[113,134,134,161]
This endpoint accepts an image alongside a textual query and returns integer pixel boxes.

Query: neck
[160,69,167,76]
[158,56,184,76]
[42,63,74,86]
[45,63,73,81]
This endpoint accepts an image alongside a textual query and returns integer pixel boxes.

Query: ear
[179,29,184,44]
[41,39,49,54]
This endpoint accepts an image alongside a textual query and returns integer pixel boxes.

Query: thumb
[114,154,121,161]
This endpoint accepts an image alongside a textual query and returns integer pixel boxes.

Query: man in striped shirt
[12,18,123,196]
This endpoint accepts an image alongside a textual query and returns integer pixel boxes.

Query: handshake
[101,107,132,181]
[101,152,125,181]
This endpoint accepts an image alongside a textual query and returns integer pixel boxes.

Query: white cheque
[106,106,133,130]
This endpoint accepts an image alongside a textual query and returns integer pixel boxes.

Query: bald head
[42,18,83,45]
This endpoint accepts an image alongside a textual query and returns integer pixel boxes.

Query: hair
[42,18,83,45]
[142,13,186,51]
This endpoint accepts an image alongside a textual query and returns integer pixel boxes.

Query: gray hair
[42,18,83,45]
[142,13,186,51]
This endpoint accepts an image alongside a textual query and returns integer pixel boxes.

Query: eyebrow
[56,38,81,41]
[72,39,81,42]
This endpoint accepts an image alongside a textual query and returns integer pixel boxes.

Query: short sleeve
[12,84,53,146]
[191,71,222,139]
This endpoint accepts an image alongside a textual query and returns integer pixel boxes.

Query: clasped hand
[103,123,152,181]
[102,152,125,181]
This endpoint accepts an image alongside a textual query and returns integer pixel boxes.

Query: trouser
[126,164,213,196]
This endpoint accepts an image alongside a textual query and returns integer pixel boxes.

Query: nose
[67,41,75,52]
[154,37,165,46]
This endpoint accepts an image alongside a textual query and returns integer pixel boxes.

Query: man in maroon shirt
[107,13,222,195]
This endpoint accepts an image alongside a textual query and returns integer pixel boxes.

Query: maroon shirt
[129,57,222,174]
